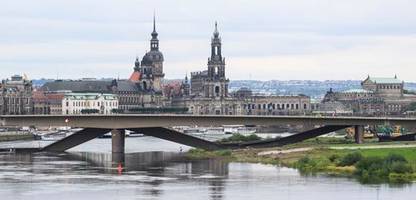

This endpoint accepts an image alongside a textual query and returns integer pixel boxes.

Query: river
[0,136,415,200]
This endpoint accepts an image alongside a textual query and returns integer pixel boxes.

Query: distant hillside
[32,79,416,99]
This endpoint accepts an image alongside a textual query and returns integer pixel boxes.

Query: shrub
[384,153,407,165]
[295,156,318,173]
[220,133,261,143]
[337,152,363,166]
[215,150,232,156]
[389,162,413,174]
[328,154,340,163]
[355,155,414,184]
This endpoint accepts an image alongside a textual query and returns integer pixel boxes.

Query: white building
[62,93,118,115]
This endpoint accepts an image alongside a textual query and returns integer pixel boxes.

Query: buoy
[117,163,123,174]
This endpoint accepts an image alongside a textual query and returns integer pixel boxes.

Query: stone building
[62,93,118,115]
[320,76,416,116]
[32,90,67,115]
[39,16,166,113]
[362,75,403,98]
[173,23,311,115]
[190,22,229,99]
[0,75,32,115]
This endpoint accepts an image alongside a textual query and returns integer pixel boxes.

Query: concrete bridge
[1,114,416,153]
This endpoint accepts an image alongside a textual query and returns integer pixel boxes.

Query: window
[215,86,220,96]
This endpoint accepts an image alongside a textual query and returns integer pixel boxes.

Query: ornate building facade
[0,75,33,115]
[319,76,416,116]
[173,23,311,115]
[39,16,166,113]
[190,22,229,99]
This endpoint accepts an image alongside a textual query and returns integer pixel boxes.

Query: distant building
[320,76,416,116]
[62,93,118,115]
[40,16,167,113]
[190,22,229,98]
[0,75,32,115]
[362,75,403,98]
[173,23,311,115]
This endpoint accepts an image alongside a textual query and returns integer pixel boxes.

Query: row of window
[2,98,30,105]
[243,103,308,110]
[342,94,374,98]
[65,109,113,115]
[378,85,401,90]
[64,101,118,107]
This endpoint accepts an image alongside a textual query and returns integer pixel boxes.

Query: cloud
[1,0,416,81]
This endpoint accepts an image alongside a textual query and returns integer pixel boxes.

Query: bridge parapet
[0,115,415,129]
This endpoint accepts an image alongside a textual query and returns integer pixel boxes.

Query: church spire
[151,12,158,39]
[150,12,159,51]
[213,21,219,38]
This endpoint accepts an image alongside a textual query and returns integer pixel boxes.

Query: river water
[0,137,415,200]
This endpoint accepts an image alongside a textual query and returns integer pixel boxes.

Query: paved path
[257,144,416,156]
[258,147,313,156]
[329,144,416,150]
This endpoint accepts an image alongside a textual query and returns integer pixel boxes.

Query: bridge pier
[111,129,125,154]
[354,125,364,144]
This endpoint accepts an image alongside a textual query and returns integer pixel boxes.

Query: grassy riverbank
[186,139,416,184]
[0,132,34,142]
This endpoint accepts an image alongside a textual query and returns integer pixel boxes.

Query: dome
[141,50,164,65]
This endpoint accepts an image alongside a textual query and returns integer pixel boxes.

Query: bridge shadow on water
[0,151,229,200]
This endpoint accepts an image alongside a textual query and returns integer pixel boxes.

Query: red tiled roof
[129,71,141,82]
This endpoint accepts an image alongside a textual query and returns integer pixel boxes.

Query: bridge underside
[222,125,351,149]
[128,127,225,151]
[41,125,355,152]
[42,128,111,152]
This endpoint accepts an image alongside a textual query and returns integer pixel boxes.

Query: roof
[342,89,374,94]
[367,76,402,84]
[129,71,141,82]
[64,93,117,100]
[41,80,112,93]
[116,80,142,92]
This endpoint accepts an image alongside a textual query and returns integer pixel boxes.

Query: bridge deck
[2,114,416,129]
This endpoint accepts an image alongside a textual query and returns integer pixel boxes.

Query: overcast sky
[1,0,416,81]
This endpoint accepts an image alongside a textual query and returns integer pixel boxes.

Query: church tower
[205,22,229,98]
[138,14,165,93]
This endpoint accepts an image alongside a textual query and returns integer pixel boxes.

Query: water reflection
[1,151,416,200]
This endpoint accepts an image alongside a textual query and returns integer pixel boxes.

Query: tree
[407,102,416,111]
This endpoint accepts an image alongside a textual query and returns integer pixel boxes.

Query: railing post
[354,125,364,144]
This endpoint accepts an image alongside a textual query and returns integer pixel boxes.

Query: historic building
[39,16,167,114]
[62,93,118,115]
[0,75,33,115]
[190,22,229,99]
[173,23,311,115]
[319,76,416,116]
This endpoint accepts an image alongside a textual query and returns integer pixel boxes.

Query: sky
[1,0,416,81]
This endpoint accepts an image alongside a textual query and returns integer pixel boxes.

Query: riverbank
[186,138,416,184]
[0,132,34,142]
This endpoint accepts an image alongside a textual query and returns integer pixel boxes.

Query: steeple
[213,21,219,38]
[150,12,159,51]
[210,21,222,61]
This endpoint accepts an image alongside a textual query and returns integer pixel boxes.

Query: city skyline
[1,0,416,81]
